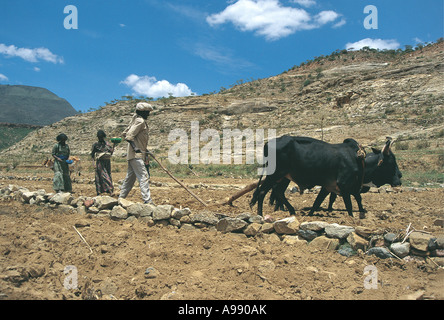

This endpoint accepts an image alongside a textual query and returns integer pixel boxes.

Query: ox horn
[382,137,395,155]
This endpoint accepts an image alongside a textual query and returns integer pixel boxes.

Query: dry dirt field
[0,170,443,302]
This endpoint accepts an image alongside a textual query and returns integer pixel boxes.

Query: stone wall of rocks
[1,183,443,266]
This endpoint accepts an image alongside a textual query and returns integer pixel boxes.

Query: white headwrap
[135,102,153,112]
[123,103,153,137]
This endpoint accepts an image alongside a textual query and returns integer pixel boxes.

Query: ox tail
[250,140,269,208]
[249,173,264,209]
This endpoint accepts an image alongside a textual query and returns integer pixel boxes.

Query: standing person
[52,133,72,193]
[91,130,115,196]
[119,102,154,204]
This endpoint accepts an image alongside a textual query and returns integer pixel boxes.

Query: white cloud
[166,3,207,21]
[119,23,126,28]
[291,0,316,7]
[206,0,341,41]
[314,10,339,25]
[413,37,423,44]
[0,73,8,82]
[121,74,194,98]
[345,38,400,51]
[192,43,255,73]
[33,67,40,72]
[333,18,346,28]
[0,43,64,64]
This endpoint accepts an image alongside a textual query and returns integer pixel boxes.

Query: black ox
[250,136,402,218]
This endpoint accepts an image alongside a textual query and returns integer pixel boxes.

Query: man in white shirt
[119,102,154,204]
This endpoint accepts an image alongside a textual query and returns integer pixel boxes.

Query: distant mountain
[0,85,77,126]
[1,41,443,183]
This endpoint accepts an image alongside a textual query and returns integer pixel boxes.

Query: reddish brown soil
[0,172,443,300]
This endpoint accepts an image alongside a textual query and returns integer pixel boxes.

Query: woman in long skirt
[91,130,115,196]
[52,133,72,193]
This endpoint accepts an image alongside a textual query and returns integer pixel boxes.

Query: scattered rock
[409,231,434,252]
[297,229,319,241]
[347,232,368,251]
[300,221,329,232]
[27,265,45,278]
[384,232,397,244]
[273,216,300,235]
[34,195,45,205]
[74,219,91,228]
[127,203,155,218]
[243,223,262,236]
[191,212,219,226]
[236,213,252,221]
[153,205,174,221]
[367,247,392,259]
[139,216,154,226]
[180,224,199,231]
[169,218,181,228]
[109,206,128,220]
[144,267,159,279]
[436,236,444,249]
[390,242,410,258]
[94,196,118,210]
[118,197,134,209]
[171,207,192,220]
[87,206,99,214]
[338,244,356,257]
[248,215,264,224]
[84,199,94,208]
[282,235,307,246]
[355,226,376,239]
[216,217,248,233]
[179,215,191,224]
[259,223,274,234]
[325,223,355,239]
[76,206,86,215]
[433,218,444,228]
[21,191,36,203]
[308,236,339,251]
[56,204,74,214]
[50,192,73,205]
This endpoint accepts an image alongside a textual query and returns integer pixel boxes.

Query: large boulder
[346,232,368,251]
[390,242,410,258]
[152,205,174,221]
[109,206,128,220]
[325,223,355,239]
[409,232,435,252]
[216,218,247,233]
[299,221,329,232]
[21,191,37,203]
[127,203,155,218]
[94,196,118,210]
[273,216,300,235]
[308,236,339,251]
[190,212,219,226]
[50,192,73,205]
[367,247,392,259]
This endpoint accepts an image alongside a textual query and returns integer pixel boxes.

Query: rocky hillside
[1,41,443,174]
[0,123,42,151]
[0,85,77,126]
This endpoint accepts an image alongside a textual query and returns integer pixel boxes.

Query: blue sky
[0,0,442,113]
